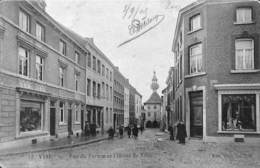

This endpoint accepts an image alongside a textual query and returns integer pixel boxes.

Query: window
[148,112,151,117]
[154,105,156,109]
[36,22,45,42]
[102,82,105,98]
[190,14,201,31]
[59,40,66,56]
[236,8,252,24]
[59,67,64,87]
[92,81,96,97]
[75,105,79,122]
[19,10,30,32]
[75,51,80,64]
[102,65,105,76]
[235,39,254,70]
[221,94,256,132]
[106,84,109,100]
[148,106,150,110]
[110,87,113,101]
[60,102,65,123]
[189,43,202,74]
[97,60,101,74]
[75,74,79,91]
[18,47,29,77]
[92,56,96,71]
[87,52,91,68]
[110,71,112,81]
[106,68,109,79]
[97,83,101,99]
[20,100,43,133]
[36,55,43,81]
[87,79,91,96]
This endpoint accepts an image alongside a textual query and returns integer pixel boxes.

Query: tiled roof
[144,92,161,104]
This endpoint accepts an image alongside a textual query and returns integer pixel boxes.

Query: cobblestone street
[0,129,260,168]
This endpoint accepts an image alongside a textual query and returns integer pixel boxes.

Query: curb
[0,137,108,157]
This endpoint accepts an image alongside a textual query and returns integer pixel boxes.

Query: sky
[45,0,195,102]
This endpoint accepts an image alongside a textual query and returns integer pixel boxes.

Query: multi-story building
[0,0,87,145]
[166,67,175,129]
[129,85,136,125]
[144,72,161,125]
[113,67,126,129]
[84,38,114,132]
[172,0,260,142]
[134,90,142,124]
[123,79,130,127]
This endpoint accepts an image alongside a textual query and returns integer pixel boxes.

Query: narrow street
[0,129,260,168]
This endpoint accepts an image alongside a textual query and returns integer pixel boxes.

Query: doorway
[190,91,203,138]
[68,107,72,135]
[50,101,56,136]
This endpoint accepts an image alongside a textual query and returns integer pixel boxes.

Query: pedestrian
[107,126,115,139]
[84,122,90,138]
[127,125,131,138]
[176,120,187,144]
[119,125,124,138]
[140,124,144,135]
[168,125,174,141]
[132,124,139,139]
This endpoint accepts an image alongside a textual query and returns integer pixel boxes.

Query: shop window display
[20,100,42,132]
[222,94,256,131]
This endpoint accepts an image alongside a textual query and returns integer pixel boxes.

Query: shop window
[222,94,256,131]
[20,100,42,133]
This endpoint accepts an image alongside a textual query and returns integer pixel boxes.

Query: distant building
[144,72,161,126]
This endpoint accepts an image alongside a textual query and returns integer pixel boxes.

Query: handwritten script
[118,3,165,47]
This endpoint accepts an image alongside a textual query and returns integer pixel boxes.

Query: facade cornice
[214,83,260,90]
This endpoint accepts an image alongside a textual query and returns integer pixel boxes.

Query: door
[68,108,72,135]
[81,109,84,130]
[50,107,56,136]
[190,91,203,138]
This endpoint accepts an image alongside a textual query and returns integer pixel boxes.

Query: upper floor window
[102,64,105,76]
[36,22,45,42]
[75,74,79,91]
[87,52,91,68]
[189,43,202,74]
[59,40,66,56]
[75,51,80,64]
[59,67,65,87]
[97,83,101,99]
[92,81,96,97]
[110,71,112,81]
[18,47,29,77]
[93,56,96,71]
[36,55,43,81]
[102,82,105,98]
[190,14,201,32]
[106,68,109,79]
[97,60,101,74]
[236,7,252,24]
[19,10,30,33]
[87,79,91,96]
[235,39,254,70]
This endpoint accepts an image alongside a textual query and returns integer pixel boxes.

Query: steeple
[150,71,159,92]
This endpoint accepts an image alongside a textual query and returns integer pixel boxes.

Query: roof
[144,92,161,105]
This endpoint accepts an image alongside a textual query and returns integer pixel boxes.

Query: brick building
[173,0,260,142]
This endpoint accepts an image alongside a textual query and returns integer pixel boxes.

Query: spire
[150,71,159,92]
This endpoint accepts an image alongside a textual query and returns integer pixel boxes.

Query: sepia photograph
[0,0,260,167]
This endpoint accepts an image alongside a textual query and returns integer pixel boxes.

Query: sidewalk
[0,134,108,157]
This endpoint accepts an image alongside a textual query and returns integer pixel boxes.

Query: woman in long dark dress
[176,121,187,144]
[127,125,131,138]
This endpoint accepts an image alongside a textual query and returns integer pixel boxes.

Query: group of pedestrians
[168,120,187,144]
[106,124,144,140]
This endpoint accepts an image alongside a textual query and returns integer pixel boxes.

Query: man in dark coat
[176,121,187,144]
[168,125,174,141]
[107,126,115,139]
[132,125,139,139]
[119,125,124,138]
[127,125,131,138]
[84,122,90,137]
